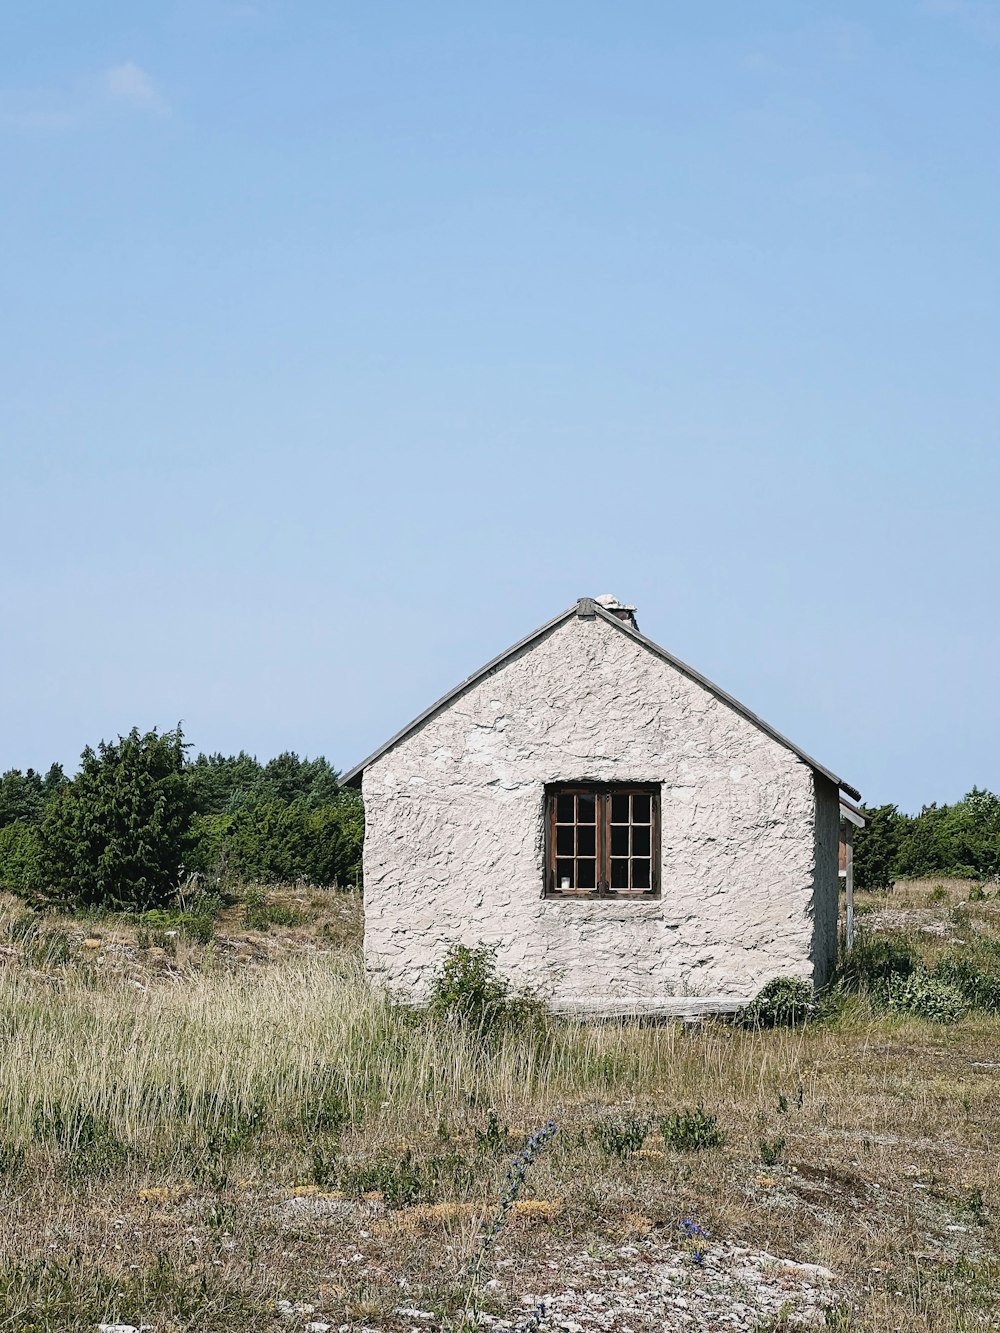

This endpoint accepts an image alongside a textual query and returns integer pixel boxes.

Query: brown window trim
[543,782,660,899]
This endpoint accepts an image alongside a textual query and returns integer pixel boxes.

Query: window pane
[632,826,650,857]
[551,786,657,895]
[556,859,574,888]
[632,793,651,823]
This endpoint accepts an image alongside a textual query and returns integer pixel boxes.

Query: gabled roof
[342,597,861,800]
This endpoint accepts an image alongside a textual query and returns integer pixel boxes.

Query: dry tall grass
[0,885,998,1330]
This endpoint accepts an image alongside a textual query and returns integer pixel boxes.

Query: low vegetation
[0,878,996,1329]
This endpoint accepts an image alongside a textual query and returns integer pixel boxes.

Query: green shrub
[853,789,1000,886]
[186,750,342,816]
[303,792,364,889]
[192,791,364,889]
[836,933,918,994]
[185,812,231,878]
[132,891,222,947]
[594,1115,650,1160]
[934,947,1000,1014]
[178,911,215,944]
[735,977,817,1028]
[428,943,545,1039]
[0,766,63,830]
[139,908,175,928]
[884,972,968,1023]
[2,743,363,902]
[659,1104,726,1151]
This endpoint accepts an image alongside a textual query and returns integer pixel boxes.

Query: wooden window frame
[543,783,661,899]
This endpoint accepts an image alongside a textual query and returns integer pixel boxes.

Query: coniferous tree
[853,804,903,890]
[37,727,193,911]
[0,768,47,829]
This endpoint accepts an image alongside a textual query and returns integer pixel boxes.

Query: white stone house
[344,596,861,1016]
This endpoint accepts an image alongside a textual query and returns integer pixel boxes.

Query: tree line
[0,727,363,911]
[2,726,994,908]
[854,787,1000,890]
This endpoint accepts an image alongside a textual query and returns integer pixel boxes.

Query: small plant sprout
[475,1107,511,1154]
[759,1135,786,1167]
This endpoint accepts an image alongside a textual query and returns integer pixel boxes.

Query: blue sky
[2,2,998,813]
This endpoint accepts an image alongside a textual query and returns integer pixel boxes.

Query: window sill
[542,890,661,901]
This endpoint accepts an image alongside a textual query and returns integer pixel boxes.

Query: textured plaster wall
[362,613,835,1014]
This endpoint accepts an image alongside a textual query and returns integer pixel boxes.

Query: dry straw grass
[0,885,997,1329]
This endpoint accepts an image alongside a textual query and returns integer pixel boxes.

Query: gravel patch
[487,1239,837,1332]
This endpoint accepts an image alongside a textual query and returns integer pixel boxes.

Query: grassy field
[0,882,999,1331]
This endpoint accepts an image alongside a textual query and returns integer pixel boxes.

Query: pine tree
[38,727,193,911]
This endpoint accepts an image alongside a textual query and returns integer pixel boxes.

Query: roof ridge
[342,598,860,800]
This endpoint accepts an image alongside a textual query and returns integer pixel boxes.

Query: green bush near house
[428,942,546,1039]
[734,977,817,1029]
[836,932,918,994]
[933,942,1000,1014]
[853,787,1000,888]
[884,972,968,1023]
[0,735,365,911]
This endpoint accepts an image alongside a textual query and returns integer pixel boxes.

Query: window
[545,784,659,897]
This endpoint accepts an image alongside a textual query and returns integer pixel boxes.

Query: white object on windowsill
[560,877,571,890]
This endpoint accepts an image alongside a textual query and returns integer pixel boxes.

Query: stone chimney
[594,593,639,630]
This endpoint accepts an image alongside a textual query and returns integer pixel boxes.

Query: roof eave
[340,602,581,786]
[587,603,862,801]
[342,598,861,802]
